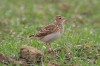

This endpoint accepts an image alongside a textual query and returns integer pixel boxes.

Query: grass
[0,0,100,66]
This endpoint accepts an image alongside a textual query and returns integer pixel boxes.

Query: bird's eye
[59,17,61,19]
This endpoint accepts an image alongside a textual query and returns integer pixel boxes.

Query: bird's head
[55,16,67,24]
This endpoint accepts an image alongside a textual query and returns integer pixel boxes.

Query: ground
[0,0,100,66]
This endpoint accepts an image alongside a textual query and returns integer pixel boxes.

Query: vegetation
[0,0,100,66]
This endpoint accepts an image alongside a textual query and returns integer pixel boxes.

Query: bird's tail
[28,34,35,38]
[21,34,35,41]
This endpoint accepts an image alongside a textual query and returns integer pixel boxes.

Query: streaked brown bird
[29,16,67,51]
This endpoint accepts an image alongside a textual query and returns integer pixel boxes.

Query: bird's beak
[65,18,70,22]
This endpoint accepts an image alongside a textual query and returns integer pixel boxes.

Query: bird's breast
[39,32,61,43]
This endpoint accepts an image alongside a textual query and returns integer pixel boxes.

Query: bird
[29,16,67,51]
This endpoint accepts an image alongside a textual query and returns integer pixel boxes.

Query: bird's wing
[36,23,59,37]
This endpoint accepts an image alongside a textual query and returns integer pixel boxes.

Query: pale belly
[39,32,61,43]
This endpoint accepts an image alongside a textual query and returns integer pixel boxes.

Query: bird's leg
[46,43,56,55]
[46,43,52,52]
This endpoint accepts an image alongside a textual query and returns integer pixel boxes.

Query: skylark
[29,16,67,50]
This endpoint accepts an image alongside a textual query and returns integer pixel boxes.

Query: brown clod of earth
[0,53,9,65]
[0,53,28,66]
[19,45,43,63]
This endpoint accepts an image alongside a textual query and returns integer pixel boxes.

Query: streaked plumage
[29,16,66,43]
